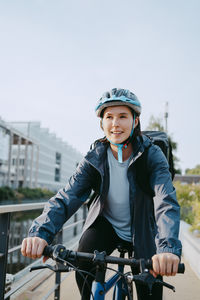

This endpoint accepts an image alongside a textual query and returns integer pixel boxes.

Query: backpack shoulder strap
[134,142,154,197]
[168,141,175,180]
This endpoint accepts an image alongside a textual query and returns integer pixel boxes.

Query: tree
[145,116,164,132]
[185,165,200,175]
[145,115,181,175]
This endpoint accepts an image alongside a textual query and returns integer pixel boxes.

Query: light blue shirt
[102,147,132,242]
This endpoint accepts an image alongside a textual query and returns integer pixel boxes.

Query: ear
[134,116,139,128]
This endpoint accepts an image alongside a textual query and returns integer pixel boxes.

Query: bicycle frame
[91,263,130,300]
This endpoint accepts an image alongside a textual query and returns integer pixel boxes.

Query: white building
[0,117,37,188]
[0,118,83,190]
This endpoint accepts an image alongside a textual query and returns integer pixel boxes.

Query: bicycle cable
[54,256,95,300]
[103,265,133,299]
[80,266,96,300]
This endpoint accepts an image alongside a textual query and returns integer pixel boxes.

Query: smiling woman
[21,88,182,300]
[96,88,142,164]
[101,106,139,161]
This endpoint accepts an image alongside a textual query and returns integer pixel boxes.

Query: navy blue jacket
[29,135,182,259]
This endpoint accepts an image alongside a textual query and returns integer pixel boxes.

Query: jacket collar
[130,134,151,163]
[85,141,109,175]
[85,134,151,171]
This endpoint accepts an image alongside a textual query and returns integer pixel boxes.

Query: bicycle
[30,244,185,300]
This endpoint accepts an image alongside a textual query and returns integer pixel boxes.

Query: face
[102,105,138,144]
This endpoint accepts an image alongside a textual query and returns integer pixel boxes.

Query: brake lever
[30,264,56,272]
[156,278,175,292]
[30,263,72,273]
[132,272,175,295]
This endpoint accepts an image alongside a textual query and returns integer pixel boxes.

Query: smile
[111,132,123,134]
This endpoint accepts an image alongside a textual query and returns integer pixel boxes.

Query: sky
[0,0,199,173]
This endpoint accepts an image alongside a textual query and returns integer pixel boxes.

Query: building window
[20,158,25,166]
[55,152,61,182]
[56,152,61,165]
[55,168,60,182]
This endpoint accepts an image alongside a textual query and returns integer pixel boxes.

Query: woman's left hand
[151,252,180,277]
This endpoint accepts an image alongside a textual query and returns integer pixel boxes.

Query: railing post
[0,212,11,299]
[54,230,63,300]
[73,213,78,236]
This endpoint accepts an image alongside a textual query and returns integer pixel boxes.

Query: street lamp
[164,101,168,133]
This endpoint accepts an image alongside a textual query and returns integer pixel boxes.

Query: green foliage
[175,182,200,231]
[17,187,54,199]
[185,165,200,175]
[0,186,15,200]
[190,201,200,231]
[0,186,54,201]
[145,116,165,132]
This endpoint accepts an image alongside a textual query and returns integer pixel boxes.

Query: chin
[110,137,126,144]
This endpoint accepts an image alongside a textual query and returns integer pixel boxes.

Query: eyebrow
[105,112,128,115]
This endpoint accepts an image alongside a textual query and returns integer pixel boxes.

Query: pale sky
[0,0,199,173]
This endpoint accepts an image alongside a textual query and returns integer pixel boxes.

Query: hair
[131,112,142,138]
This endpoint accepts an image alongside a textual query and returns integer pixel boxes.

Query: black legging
[75,216,163,300]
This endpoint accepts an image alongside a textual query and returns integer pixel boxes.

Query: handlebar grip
[178,263,185,274]
[146,260,185,274]
[43,245,53,257]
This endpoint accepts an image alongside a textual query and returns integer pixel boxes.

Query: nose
[112,117,119,127]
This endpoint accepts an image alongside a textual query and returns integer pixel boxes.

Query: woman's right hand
[21,237,48,262]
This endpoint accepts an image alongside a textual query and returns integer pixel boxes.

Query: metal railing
[0,202,87,300]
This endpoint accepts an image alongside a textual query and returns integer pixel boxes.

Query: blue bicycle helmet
[95,88,141,117]
[95,88,142,163]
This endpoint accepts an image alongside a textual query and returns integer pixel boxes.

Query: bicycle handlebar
[43,244,185,274]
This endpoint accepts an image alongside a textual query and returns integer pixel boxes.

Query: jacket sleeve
[28,158,93,244]
[147,145,182,257]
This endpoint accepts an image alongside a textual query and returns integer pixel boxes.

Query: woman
[21,88,182,300]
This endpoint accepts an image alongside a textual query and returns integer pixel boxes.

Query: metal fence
[0,202,87,300]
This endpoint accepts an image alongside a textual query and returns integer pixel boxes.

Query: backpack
[135,131,175,197]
